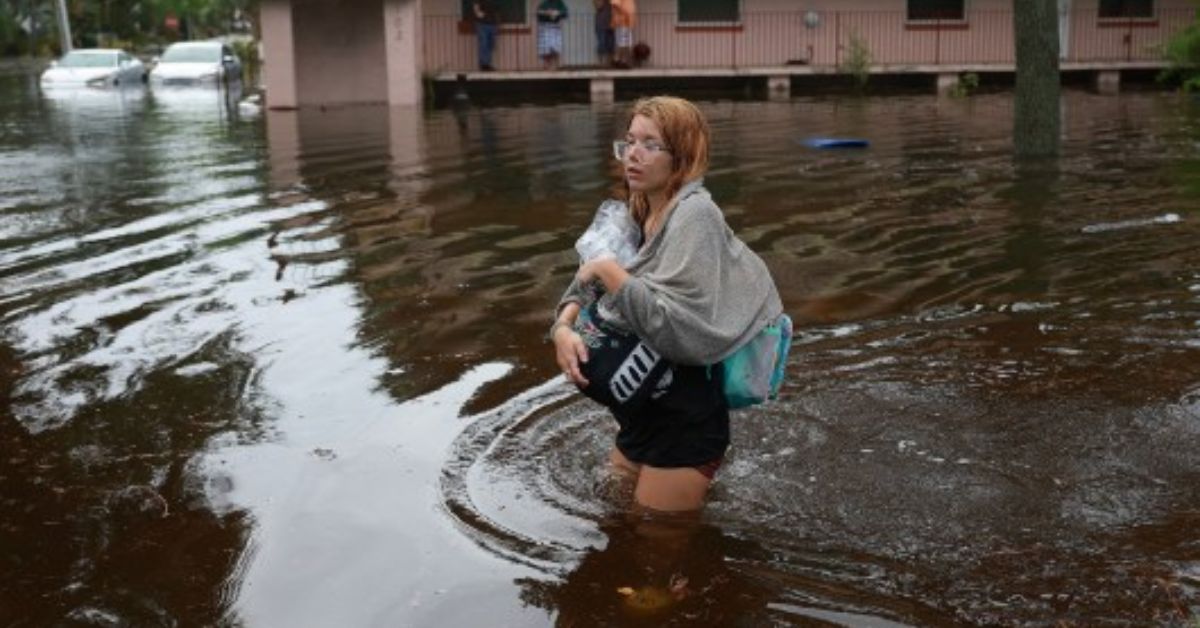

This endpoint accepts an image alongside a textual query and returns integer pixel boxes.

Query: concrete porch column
[268,0,390,108]
[767,75,790,101]
[1095,70,1120,94]
[384,0,423,106]
[260,0,298,109]
[936,72,960,97]
[590,78,614,104]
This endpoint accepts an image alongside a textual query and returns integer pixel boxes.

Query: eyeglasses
[613,138,670,161]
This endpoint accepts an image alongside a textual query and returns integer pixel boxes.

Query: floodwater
[1,68,1199,626]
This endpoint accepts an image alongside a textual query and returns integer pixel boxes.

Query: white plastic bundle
[574,199,641,267]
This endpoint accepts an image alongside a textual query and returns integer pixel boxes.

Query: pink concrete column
[265,110,300,190]
[388,106,432,231]
[384,0,423,106]
[260,0,298,110]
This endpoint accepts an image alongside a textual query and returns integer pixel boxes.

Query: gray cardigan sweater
[558,180,782,365]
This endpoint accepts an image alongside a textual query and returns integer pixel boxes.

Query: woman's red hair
[621,96,710,225]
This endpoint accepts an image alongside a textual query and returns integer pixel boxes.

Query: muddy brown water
[1,73,1199,626]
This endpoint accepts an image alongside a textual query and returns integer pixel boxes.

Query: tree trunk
[1013,0,1061,158]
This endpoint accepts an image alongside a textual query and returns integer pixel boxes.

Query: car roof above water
[164,42,222,49]
[64,49,122,56]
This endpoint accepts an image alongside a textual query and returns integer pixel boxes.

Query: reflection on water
[2,69,1200,625]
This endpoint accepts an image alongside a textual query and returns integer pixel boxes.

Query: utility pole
[52,0,72,53]
[26,0,36,55]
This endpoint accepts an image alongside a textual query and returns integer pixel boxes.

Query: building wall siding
[421,0,1197,71]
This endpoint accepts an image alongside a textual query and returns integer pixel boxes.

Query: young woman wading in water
[551,96,782,513]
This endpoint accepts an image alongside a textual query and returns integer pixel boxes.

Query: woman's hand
[576,257,628,293]
[553,324,590,387]
[575,259,601,284]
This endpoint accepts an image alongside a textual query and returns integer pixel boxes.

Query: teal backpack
[719,314,793,409]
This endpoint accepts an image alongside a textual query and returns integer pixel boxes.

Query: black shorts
[574,303,730,468]
[611,361,730,469]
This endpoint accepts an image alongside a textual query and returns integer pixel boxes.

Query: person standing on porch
[594,0,615,67]
[536,0,569,70]
[473,0,499,71]
[610,0,637,68]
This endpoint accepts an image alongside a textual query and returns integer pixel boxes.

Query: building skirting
[427,62,1167,102]
[432,61,1170,83]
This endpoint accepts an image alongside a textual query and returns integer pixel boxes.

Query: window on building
[1098,0,1154,18]
[678,0,740,23]
[907,0,965,21]
[460,0,527,25]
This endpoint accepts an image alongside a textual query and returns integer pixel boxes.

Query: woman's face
[622,114,673,199]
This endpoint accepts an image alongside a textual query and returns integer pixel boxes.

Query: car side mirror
[151,56,160,65]
[49,60,58,68]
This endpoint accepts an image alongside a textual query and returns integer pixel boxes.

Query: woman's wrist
[548,319,572,341]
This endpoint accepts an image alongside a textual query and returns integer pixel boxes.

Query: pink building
[260,0,1196,108]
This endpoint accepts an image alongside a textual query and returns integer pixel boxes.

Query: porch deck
[432,60,1171,83]
[431,60,1170,102]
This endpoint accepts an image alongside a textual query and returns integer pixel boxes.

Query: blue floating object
[799,137,870,149]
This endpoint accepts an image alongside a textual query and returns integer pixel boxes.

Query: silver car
[150,42,242,87]
[40,49,146,88]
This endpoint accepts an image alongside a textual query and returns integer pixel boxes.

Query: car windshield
[58,52,117,68]
[161,46,220,63]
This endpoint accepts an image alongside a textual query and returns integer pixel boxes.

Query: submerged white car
[150,42,242,87]
[40,49,146,88]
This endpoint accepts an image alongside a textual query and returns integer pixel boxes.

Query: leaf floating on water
[622,586,675,613]
[669,574,691,600]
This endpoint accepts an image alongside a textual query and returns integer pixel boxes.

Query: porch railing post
[731,20,737,68]
[1125,17,1133,62]
[936,18,942,65]
[835,11,841,67]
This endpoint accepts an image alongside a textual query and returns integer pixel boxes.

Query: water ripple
[3,85,1200,624]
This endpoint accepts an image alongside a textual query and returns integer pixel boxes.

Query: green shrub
[229,38,257,64]
[840,33,871,91]
[950,72,981,98]
[1159,11,1200,91]
[0,5,17,55]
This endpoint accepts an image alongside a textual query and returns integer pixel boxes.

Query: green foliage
[1,0,259,57]
[950,72,980,98]
[226,36,256,82]
[0,5,19,55]
[1159,9,1200,91]
[840,33,872,91]
[228,37,255,63]
[0,3,52,56]
[1177,154,1200,199]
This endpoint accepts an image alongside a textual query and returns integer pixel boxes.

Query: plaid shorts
[538,24,564,56]
[615,26,633,48]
